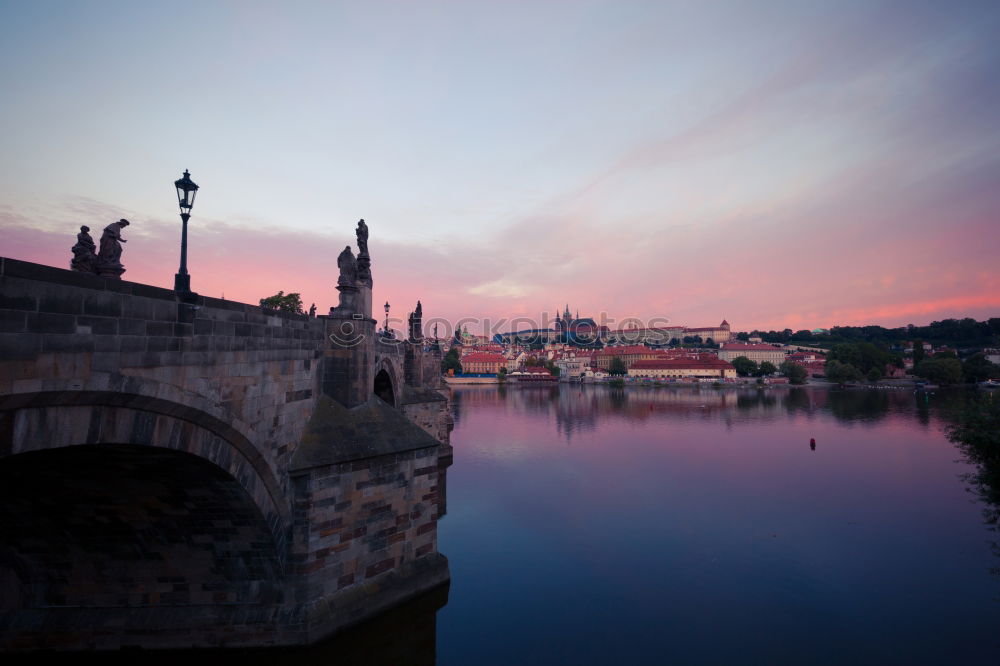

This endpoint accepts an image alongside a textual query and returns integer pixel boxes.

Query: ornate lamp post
[384,301,391,336]
[173,169,199,295]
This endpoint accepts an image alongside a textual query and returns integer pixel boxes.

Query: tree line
[740,317,1000,348]
[820,341,998,385]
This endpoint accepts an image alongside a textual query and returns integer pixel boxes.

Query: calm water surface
[434,385,1000,665]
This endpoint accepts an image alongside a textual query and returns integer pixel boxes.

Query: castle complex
[497,307,732,347]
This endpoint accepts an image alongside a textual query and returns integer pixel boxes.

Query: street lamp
[173,169,199,295]
[384,301,391,336]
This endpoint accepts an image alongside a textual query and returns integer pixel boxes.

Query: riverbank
[445,375,978,390]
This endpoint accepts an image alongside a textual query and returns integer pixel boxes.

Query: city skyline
[2,1,999,330]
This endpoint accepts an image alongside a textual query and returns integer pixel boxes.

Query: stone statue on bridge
[97,219,129,278]
[408,300,423,341]
[70,225,97,273]
[356,219,372,285]
[356,218,369,257]
[336,245,357,286]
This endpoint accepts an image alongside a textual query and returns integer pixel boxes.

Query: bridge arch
[0,444,284,615]
[374,369,395,405]
[372,355,401,407]
[0,386,290,558]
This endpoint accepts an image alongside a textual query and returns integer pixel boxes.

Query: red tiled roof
[661,349,701,358]
[787,352,824,360]
[631,358,735,370]
[598,345,664,356]
[471,344,504,352]
[461,352,506,363]
[720,343,783,351]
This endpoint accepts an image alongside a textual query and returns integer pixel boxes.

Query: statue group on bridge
[332,219,375,316]
[71,219,130,278]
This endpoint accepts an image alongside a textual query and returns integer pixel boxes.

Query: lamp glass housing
[174,169,199,214]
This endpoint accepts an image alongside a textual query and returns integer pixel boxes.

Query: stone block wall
[401,395,452,449]
[290,446,447,640]
[421,345,444,389]
[404,342,424,387]
[321,315,375,408]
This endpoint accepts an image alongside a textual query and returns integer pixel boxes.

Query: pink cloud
[4,214,995,337]
[3,143,998,341]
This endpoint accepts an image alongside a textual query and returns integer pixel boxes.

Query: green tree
[947,395,1000,514]
[826,360,863,383]
[498,367,507,382]
[828,343,862,369]
[949,395,1000,453]
[867,367,883,382]
[828,341,896,375]
[731,356,758,377]
[912,340,925,366]
[544,360,561,377]
[758,361,777,376]
[963,353,1000,383]
[855,342,889,374]
[780,361,808,385]
[914,357,962,385]
[608,356,628,376]
[441,347,462,375]
[259,290,303,314]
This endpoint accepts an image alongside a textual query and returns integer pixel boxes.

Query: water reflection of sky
[438,386,1000,666]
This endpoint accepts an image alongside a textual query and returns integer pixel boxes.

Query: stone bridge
[0,235,452,650]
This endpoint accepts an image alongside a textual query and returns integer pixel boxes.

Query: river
[432,385,999,665]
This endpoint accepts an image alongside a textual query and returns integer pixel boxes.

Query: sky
[1,0,998,336]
